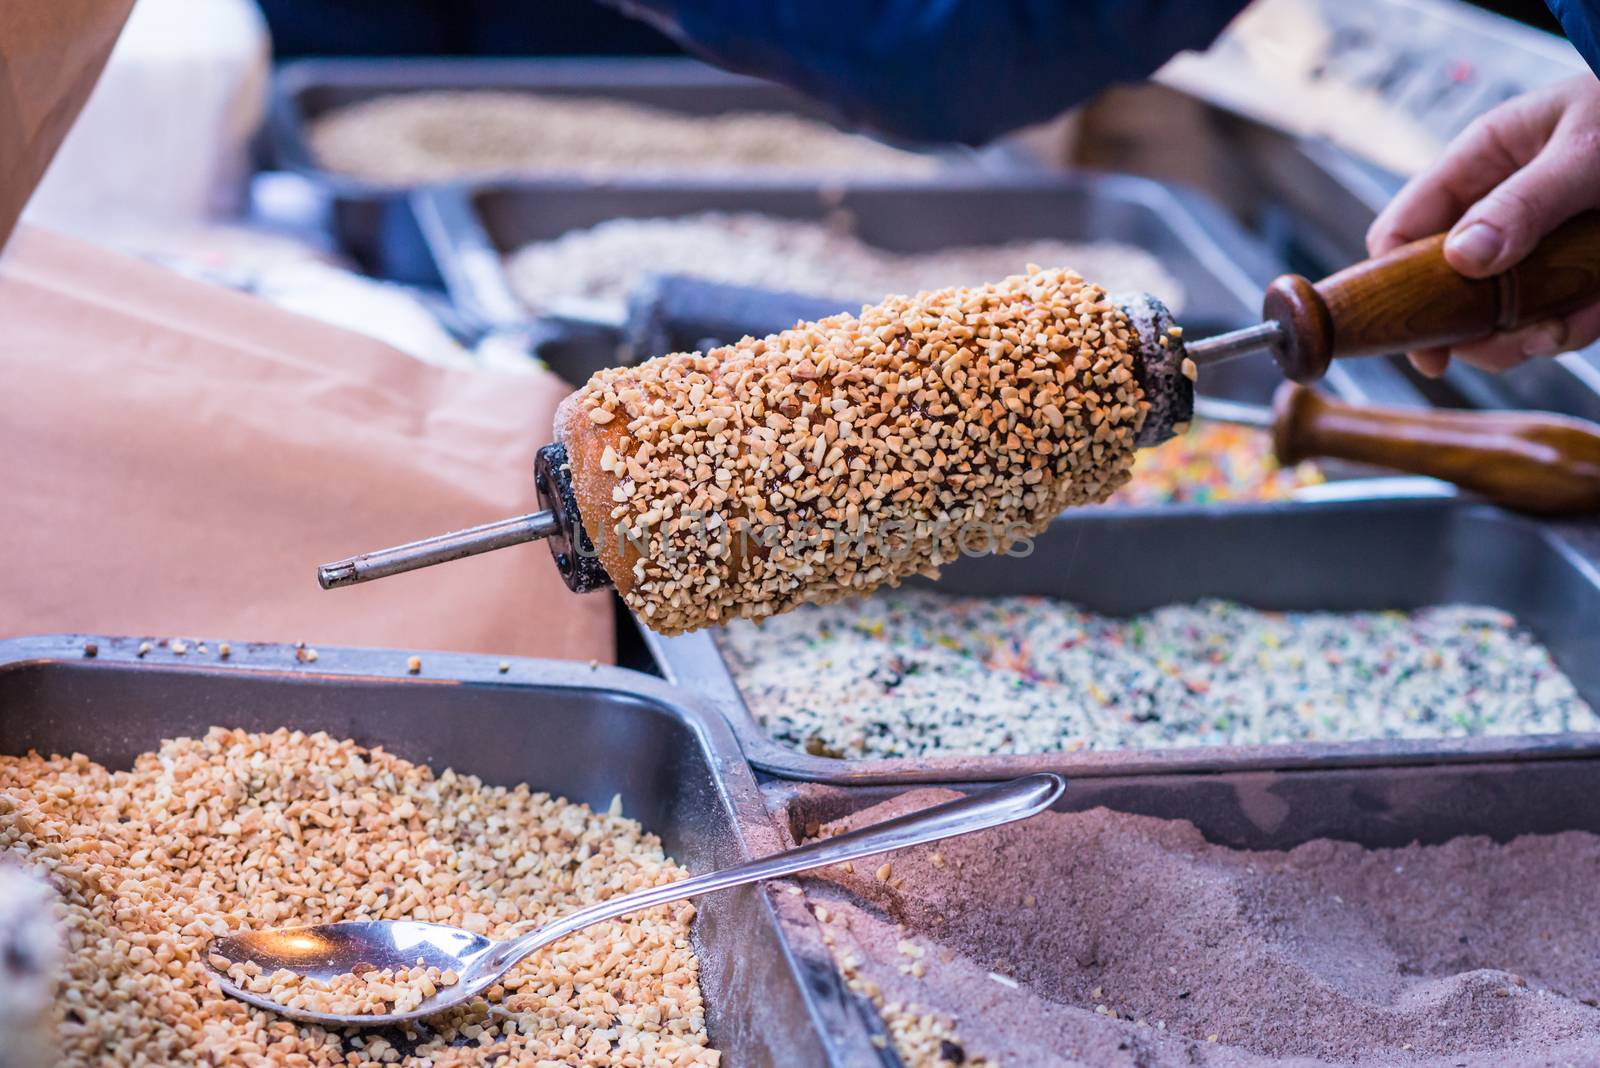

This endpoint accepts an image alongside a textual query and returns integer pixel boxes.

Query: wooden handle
[1263,211,1600,382]
[1272,383,1600,515]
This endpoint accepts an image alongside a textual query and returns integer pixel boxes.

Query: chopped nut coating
[565,267,1146,634]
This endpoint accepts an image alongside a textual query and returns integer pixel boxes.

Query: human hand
[1366,74,1600,376]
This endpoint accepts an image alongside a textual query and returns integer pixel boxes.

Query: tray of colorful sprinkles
[644,495,1600,783]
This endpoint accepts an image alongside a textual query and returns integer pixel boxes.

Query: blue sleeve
[608,0,1247,145]
[1547,1,1600,79]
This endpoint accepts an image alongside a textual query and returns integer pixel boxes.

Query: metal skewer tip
[318,562,361,590]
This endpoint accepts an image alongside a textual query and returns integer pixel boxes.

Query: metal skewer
[316,210,1600,594]
[318,511,560,589]
[315,297,1600,596]
[316,319,1293,593]
[1184,321,1284,369]
[313,208,1600,594]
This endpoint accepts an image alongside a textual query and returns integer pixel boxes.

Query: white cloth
[23,0,270,231]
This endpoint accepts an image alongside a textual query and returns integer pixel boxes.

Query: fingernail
[1408,351,1449,378]
[1445,222,1504,271]
[1521,322,1567,357]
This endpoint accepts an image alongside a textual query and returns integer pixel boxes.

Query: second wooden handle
[1272,383,1600,515]
[1263,211,1600,382]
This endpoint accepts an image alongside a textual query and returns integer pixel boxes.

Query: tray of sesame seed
[643,496,1600,784]
[264,56,1001,279]
[0,636,890,1066]
[416,170,1428,414]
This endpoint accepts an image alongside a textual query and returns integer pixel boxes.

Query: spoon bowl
[205,773,1065,1027]
[208,919,505,1025]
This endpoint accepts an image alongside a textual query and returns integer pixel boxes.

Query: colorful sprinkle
[1108,421,1322,506]
[719,593,1592,759]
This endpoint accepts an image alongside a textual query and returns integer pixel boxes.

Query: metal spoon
[205,773,1064,1027]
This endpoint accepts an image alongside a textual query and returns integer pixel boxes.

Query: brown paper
[0,227,614,662]
[0,0,134,246]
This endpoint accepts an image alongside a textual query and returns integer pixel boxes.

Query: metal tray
[644,496,1600,784]
[263,56,995,280]
[757,754,1600,1063]
[766,755,1600,854]
[417,171,1428,411]
[0,635,884,1067]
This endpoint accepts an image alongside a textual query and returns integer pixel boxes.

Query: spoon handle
[499,773,1064,966]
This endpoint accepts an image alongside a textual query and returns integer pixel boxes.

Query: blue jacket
[612,0,1600,145]
[1549,0,1600,79]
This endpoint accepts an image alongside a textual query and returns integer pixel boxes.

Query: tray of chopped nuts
[755,750,1600,1066]
[644,495,1600,784]
[263,56,1004,280]
[0,636,890,1066]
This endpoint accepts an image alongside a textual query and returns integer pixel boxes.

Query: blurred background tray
[415,173,1430,412]
[262,56,1008,281]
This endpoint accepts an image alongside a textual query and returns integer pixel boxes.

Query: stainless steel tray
[263,56,996,280]
[417,170,1428,410]
[644,496,1600,784]
[757,753,1600,1063]
[766,754,1600,854]
[0,636,883,1067]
